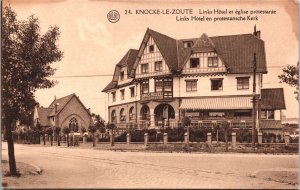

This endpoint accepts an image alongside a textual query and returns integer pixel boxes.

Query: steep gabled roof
[48,93,91,116]
[177,33,267,73]
[192,33,215,52]
[48,93,75,116]
[261,88,286,110]
[148,29,179,71]
[36,107,52,126]
[210,34,267,74]
[102,81,117,92]
[102,49,138,92]
[116,49,139,74]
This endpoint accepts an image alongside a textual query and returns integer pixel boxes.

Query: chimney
[54,95,56,100]
[253,25,261,39]
[54,103,59,113]
[256,31,261,39]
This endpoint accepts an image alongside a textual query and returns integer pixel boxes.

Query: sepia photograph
[1,0,299,189]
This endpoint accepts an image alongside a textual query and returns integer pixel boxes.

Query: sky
[6,0,299,121]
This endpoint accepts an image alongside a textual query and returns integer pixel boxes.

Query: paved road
[2,143,298,189]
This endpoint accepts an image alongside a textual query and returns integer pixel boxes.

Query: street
[2,143,298,189]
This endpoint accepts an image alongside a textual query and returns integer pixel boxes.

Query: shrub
[190,126,212,142]
[236,127,255,143]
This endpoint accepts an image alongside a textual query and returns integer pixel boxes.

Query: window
[155,79,163,92]
[120,71,124,81]
[111,110,116,122]
[211,79,223,90]
[154,78,173,97]
[129,107,135,120]
[130,87,135,98]
[209,112,225,118]
[120,89,125,100]
[141,80,149,94]
[120,108,126,122]
[186,80,197,92]
[183,41,193,48]
[208,57,218,67]
[141,63,149,73]
[237,77,250,90]
[149,45,154,53]
[163,78,173,98]
[69,117,78,132]
[163,78,172,92]
[155,61,163,71]
[268,111,275,119]
[261,110,275,120]
[190,58,200,68]
[112,92,116,102]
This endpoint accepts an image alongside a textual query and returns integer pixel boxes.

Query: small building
[33,93,93,132]
[259,88,286,135]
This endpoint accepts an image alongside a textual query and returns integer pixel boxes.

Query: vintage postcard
[1,0,299,189]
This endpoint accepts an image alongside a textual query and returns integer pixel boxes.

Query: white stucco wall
[177,73,261,97]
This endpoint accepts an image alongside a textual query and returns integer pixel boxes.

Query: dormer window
[190,58,200,68]
[120,71,124,81]
[183,41,193,48]
[149,45,154,53]
[208,57,218,67]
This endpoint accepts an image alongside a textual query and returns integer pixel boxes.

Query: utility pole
[252,53,257,148]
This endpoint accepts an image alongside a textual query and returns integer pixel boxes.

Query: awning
[180,96,252,110]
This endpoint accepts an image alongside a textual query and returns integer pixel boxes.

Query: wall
[178,73,262,98]
[109,84,137,106]
[58,96,91,131]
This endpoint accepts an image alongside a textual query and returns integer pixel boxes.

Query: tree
[46,127,53,146]
[107,122,116,146]
[63,127,70,147]
[182,116,191,136]
[54,127,61,146]
[88,125,97,147]
[94,114,106,132]
[278,63,299,100]
[2,6,63,175]
[219,121,230,152]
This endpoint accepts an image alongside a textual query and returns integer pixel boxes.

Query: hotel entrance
[154,104,175,128]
